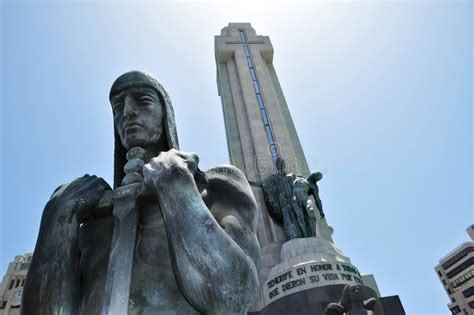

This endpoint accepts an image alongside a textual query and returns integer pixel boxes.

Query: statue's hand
[323,302,344,315]
[143,149,201,190]
[50,174,111,223]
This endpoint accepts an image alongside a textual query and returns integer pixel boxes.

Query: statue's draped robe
[261,173,302,239]
[22,72,260,315]
[23,166,260,315]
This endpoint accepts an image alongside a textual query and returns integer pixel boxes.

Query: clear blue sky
[1,1,472,314]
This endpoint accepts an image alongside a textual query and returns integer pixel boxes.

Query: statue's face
[111,87,164,150]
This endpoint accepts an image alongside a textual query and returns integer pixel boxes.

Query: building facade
[435,225,474,314]
[0,253,32,315]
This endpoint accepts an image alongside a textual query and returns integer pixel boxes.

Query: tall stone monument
[214,23,334,246]
[215,23,404,314]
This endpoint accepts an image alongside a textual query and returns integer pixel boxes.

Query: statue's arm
[307,184,324,218]
[204,165,261,268]
[144,151,259,315]
[312,192,325,218]
[364,297,385,314]
[22,175,110,315]
[22,183,81,315]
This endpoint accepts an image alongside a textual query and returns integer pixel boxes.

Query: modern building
[215,23,405,314]
[0,253,32,315]
[435,225,474,314]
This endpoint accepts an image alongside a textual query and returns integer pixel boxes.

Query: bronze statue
[250,157,300,239]
[249,158,325,239]
[292,177,316,237]
[323,283,383,315]
[22,71,260,314]
[306,171,325,219]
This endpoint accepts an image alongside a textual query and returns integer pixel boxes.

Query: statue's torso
[78,199,199,314]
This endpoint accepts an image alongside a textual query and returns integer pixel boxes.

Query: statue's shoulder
[50,174,109,199]
[205,165,250,191]
[204,165,257,217]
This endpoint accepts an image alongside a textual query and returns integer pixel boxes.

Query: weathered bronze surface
[250,158,325,240]
[22,71,261,315]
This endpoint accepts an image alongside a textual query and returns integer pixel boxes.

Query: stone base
[248,285,405,315]
[271,237,351,276]
[250,238,362,312]
[379,296,406,315]
[249,237,406,314]
[248,284,382,315]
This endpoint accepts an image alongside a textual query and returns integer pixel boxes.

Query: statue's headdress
[109,71,179,188]
[307,172,323,184]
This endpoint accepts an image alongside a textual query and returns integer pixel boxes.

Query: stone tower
[215,23,404,314]
[215,23,307,247]
[215,22,334,244]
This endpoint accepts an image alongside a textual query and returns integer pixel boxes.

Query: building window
[447,257,474,279]
[9,280,14,290]
[264,126,275,144]
[260,109,269,125]
[447,288,452,294]
[468,300,474,309]
[239,28,280,164]
[256,94,265,109]
[438,270,442,277]
[462,286,474,298]
[453,270,474,288]
[252,80,260,94]
[442,279,447,285]
[250,68,257,81]
[0,301,6,309]
[246,56,254,68]
[239,30,247,43]
[243,45,250,56]
[15,279,21,288]
[450,305,461,314]
[239,32,245,42]
[452,297,456,303]
[443,246,474,270]
[269,144,278,157]
[21,278,25,286]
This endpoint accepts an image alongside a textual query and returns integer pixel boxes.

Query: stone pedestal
[249,284,381,315]
[250,237,367,313]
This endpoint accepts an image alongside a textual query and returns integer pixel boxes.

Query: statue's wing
[204,165,261,267]
[261,176,284,223]
[163,164,259,314]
